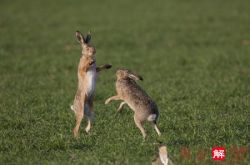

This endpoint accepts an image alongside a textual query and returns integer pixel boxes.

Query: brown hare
[152,144,174,165]
[105,68,161,139]
[71,30,112,137]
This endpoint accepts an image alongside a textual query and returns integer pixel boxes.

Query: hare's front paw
[105,99,110,105]
[104,64,112,69]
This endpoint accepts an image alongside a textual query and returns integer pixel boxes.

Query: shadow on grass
[70,143,93,150]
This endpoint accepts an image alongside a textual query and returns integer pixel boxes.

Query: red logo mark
[212,147,226,161]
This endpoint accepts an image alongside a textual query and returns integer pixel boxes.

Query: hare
[71,30,112,137]
[152,144,174,165]
[105,68,161,139]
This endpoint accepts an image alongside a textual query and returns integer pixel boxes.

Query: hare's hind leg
[85,99,94,133]
[73,106,84,137]
[151,120,161,136]
[73,95,86,137]
[153,123,161,136]
[134,115,146,139]
[147,114,161,136]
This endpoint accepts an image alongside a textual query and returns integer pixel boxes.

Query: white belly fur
[85,69,97,96]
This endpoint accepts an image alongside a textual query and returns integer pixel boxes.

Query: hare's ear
[85,31,91,44]
[76,31,86,44]
[128,72,143,81]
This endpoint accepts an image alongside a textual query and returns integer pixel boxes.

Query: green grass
[0,0,249,164]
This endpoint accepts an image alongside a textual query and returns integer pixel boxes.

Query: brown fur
[152,145,174,165]
[105,68,161,139]
[71,31,111,137]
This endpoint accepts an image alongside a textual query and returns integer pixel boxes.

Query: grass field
[0,0,249,164]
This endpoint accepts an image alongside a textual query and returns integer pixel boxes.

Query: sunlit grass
[0,0,249,164]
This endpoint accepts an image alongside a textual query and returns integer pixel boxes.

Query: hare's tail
[147,114,157,122]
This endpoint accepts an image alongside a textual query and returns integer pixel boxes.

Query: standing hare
[105,68,161,139]
[71,30,112,137]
